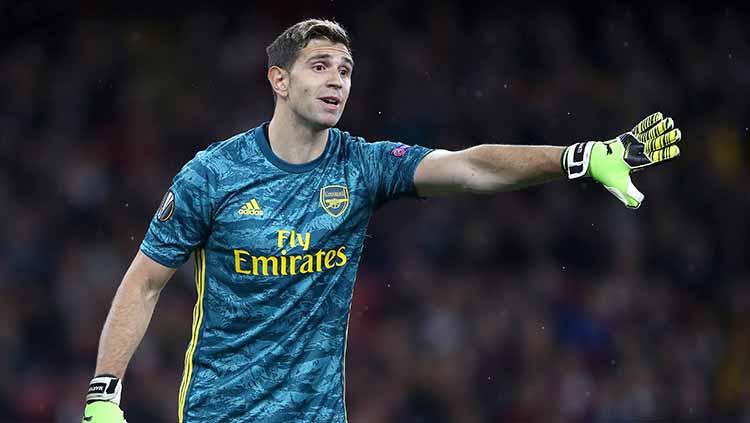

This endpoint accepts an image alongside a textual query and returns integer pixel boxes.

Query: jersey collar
[254,122,337,173]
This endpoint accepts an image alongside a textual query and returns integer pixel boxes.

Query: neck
[268,105,329,165]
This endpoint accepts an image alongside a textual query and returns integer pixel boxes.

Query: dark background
[1,1,749,422]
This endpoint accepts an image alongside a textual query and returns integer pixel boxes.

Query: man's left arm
[414,145,565,196]
[414,112,682,209]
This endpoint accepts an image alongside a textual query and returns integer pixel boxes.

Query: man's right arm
[84,151,213,422]
[83,251,177,423]
[95,250,177,377]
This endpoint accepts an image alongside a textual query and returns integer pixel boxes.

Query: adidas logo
[238,199,264,216]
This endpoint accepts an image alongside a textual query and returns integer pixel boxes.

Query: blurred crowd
[1,2,749,422]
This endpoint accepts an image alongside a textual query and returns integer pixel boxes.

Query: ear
[268,66,289,99]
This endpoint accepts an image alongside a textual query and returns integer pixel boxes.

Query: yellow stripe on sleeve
[178,249,206,423]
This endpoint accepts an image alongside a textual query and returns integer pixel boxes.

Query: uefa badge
[391,143,412,157]
[156,190,175,222]
[320,185,349,217]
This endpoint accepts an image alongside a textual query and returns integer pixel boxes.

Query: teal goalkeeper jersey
[139,122,432,423]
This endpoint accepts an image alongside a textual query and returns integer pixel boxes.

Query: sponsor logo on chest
[238,198,264,216]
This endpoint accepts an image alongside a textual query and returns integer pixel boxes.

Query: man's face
[285,39,353,129]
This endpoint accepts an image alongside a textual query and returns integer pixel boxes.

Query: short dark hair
[266,19,351,71]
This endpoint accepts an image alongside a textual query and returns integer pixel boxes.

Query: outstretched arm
[414,145,565,196]
[414,112,682,209]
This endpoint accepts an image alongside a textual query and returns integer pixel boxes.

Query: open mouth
[320,97,340,106]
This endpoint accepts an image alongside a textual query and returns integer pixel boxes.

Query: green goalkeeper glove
[562,112,681,209]
[82,375,127,423]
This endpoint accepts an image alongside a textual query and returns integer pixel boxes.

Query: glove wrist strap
[563,141,595,179]
[86,375,122,405]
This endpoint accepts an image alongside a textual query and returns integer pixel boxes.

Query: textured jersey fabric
[140,122,432,423]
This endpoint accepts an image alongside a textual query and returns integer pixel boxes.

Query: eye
[340,68,351,77]
[312,64,326,72]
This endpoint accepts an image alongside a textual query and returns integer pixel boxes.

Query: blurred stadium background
[1,1,749,422]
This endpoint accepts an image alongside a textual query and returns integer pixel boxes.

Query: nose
[326,69,343,88]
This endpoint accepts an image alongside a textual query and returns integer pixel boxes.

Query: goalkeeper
[82,19,681,423]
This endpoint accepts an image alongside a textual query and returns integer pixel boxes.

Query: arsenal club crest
[320,185,349,217]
